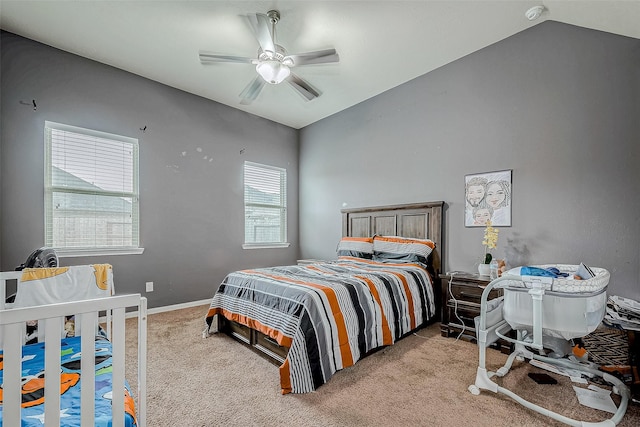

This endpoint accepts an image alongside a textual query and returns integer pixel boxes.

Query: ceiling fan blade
[199,51,254,64]
[283,49,339,67]
[286,73,321,101]
[239,76,266,105]
[247,13,275,55]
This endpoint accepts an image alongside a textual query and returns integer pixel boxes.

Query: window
[44,121,142,256]
[243,161,288,248]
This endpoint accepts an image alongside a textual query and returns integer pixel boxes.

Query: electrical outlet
[145,281,154,292]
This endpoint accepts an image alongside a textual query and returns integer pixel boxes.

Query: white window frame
[242,161,289,249]
[44,121,143,257]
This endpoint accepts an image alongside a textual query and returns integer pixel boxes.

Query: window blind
[244,161,287,245]
[44,121,140,251]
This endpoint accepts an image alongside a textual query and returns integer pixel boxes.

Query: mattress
[0,335,137,427]
[205,258,436,394]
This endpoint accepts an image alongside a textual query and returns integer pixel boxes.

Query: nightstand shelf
[440,272,512,353]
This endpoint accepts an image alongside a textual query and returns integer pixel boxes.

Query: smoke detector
[525,5,545,21]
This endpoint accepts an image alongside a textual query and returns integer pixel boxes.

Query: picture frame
[465,169,512,227]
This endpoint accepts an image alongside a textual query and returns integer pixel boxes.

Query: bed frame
[0,271,147,427]
[217,201,445,366]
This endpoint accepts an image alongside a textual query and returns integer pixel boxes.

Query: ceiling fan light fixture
[256,60,290,84]
[199,10,338,103]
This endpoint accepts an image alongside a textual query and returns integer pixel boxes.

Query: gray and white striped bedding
[205,257,435,394]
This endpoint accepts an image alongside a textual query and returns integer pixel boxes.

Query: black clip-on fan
[15,247,59,271]
[6,247,59,304]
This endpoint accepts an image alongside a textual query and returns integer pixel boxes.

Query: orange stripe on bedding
[303,264,400,340]
[336,255,365,261]
[206,307,218,319]
[355,276,392,346]
[280,359,292,394]
[343,260,421,329]
[341,237,373,243]
[374,236,435,248]
[256,272,354,368]
[334,258,378,266]
[211,307,294,348]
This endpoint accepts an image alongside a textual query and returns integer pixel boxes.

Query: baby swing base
[469,272,630,427]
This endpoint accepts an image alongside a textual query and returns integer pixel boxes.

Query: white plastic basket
[502,264,610,293]
[501,265,609,340]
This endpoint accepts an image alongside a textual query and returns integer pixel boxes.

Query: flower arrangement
[481,220,499,264]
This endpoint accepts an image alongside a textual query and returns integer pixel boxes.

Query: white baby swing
[468,265,630,426]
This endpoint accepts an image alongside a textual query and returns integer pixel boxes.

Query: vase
[478,263,491,277]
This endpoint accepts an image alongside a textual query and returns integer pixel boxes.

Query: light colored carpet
[125,305,640,426]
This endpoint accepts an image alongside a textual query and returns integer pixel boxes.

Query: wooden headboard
[341,201,444,275]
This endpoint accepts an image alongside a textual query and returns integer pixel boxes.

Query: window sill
[242,243,291,250]
[56,248,145,258]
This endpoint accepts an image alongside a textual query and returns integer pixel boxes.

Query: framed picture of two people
[465,169,512,227]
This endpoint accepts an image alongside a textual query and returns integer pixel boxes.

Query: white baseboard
[125,298,210,319]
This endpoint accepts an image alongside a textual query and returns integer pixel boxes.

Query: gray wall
[0,31,299,308]
[2,21,639,307]
[299,21,640,300]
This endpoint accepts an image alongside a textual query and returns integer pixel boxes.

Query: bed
[0,265,147,427]
[204,202,444,394]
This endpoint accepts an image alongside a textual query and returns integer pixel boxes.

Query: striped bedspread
[205,257,435,394]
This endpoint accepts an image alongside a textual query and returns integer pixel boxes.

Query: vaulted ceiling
[1,1,639,129]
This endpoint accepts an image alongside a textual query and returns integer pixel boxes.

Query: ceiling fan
[199,10,339,105]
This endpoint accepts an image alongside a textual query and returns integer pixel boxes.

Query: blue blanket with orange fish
[0,335,136,426]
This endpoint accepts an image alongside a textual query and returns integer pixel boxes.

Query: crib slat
[80,312,96,426]
[111,306,126,427]
[44,317,62,427]
[1,294,144,426]
[0,277,6,310]
[3,323,23,426]
[137,297,148,427]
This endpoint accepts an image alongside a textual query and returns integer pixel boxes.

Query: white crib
[0,268,147,427]
[468,266,630,426]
